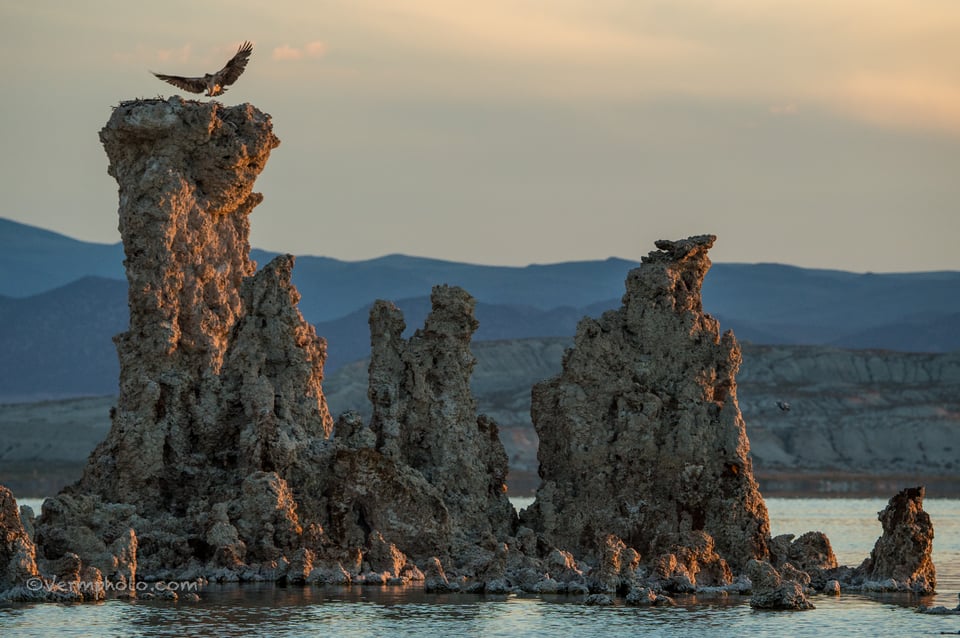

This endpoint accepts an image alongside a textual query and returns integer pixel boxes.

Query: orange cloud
[305,41,327,57]
[837,73,960,135]
[769,103,799,116]
[157,45,191,64]
[272,41,327,61]
[273,45,303,61]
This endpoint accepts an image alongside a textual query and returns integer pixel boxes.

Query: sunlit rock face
[31,99,514,588]
[35,98,338,582]
[857,486,936,594]
[12,98,939,602]
[520,235,770,573]
[0,486,41,599]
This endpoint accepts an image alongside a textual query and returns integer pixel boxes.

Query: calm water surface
[3,498,959,637]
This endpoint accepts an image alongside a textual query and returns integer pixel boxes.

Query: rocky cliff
[520,235,770,574]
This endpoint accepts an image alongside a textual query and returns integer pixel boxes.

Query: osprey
[152,41,253,97]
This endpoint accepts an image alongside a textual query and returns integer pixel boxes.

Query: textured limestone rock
[26,99,521,593]
[34,98,338,584]
[0,486,101,602]
[520,235,770,572]
[366,287,517,555]
[857,486,936,594]
[747,559,815,610]
[769,531,838,591]
[0,486,41,599]
[653,530,734,592]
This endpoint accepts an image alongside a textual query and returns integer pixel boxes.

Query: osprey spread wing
[152,41,253,96]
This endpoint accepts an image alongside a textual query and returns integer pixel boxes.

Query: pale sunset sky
[1,1,957,271]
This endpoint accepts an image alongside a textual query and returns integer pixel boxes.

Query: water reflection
[2,584,957,638]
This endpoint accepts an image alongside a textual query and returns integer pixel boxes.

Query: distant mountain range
[2,217,959,401]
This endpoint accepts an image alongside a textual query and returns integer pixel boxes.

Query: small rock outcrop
[857,486,936,594]
[746,559,815,610]
[769,531,838,591]
[1,486,102,602]
[520,235,770,573]
[0,486,42,600]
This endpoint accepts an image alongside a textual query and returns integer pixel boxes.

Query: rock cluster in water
[520,235,770,577]
[0,99,939,607]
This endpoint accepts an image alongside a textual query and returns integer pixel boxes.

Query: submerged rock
[520,235,770,573]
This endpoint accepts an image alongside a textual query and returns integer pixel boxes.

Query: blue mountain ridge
[2,217,959,400]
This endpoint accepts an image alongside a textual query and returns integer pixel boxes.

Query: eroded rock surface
[34,98,336,584]
[366,287,516,554]
[4,98,940,607]
[520,235,770,572]
[24,98,517,594]
[747,559,815,610]
[857,486,936,594]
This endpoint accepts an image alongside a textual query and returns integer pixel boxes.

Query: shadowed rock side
[366,286,516,550]
[520,235,770,576]
[319,288,519,573]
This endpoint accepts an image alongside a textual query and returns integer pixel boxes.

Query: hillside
[0,218,125,297]
[323,340,960,496]
[5,340,954,497]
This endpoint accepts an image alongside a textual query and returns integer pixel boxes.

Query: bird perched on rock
[152,41,253,96]
[777,401,791,412]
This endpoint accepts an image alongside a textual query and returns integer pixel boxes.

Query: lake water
[3,498,959,637]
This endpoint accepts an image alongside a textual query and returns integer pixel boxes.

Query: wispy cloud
[272,41,327,61]
[769,103,799,116]
[156,45,191,64]
[327,0,960,135]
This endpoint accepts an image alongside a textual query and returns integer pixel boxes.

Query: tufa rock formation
[520,235,770,575]
[320,288,518,573]
[366,287,516,551]
[28,98,515,592]
[857,486,936,594]
[0,486,44,601]
[3,96,939,607]
[746,558,815,610]
[34,97,335,582]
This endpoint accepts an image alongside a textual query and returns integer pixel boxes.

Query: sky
[1,0,958,271]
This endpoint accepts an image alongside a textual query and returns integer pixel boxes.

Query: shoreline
[6,464,960,501]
